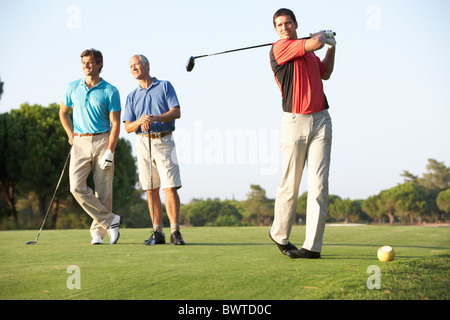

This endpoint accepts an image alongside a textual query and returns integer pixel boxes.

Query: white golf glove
[99,149,114,169]
[321,30,336,48]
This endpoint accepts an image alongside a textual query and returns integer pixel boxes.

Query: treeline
[1,104,449,229]
[178,163,450,226]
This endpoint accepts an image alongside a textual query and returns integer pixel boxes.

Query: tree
[362,194,383,223]
[436,189,450,218]
[183,198,242,226]
[402,159,450,191]
[403,159,450,222]
[330,198,364,223]
[326,195,343,222]
[393,183,433,224]
[243,185,273,225]
[0,77,3,100]
[11,103,71,227]
[421,159,450,191]
[185,198,217,226]
[213,200,242,226]
[377,189,396,224]
[0,113,14,220]
[119,190,152,228]
[0,111,28,222]
[296,192,309,224]
[111,138,138,213]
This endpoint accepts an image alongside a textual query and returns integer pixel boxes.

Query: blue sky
[1,0,449,203]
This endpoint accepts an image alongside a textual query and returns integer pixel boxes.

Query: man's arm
[107,110,121,153]
[321,46,336,80]
[305,32,326,53]
[124,107,180,133]
[152,106,180,123]
[143,106,180,132]
[124,114,151,133]
[59,101,74,145]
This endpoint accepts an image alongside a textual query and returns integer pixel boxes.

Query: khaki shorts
[136,133,182,190]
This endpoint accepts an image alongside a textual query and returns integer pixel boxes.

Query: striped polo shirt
[270,39,329,114]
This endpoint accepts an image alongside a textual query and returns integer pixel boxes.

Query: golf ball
[377,246,395,262]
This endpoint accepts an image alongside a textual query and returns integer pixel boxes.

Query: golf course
[1,225,449,300]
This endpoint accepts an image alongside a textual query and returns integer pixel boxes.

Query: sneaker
[108,215,122,244]
[91,235,104,245]
[170,230,186,245]
[144,230,165,245]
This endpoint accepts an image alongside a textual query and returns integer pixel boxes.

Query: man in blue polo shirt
[60,48,122,245]
[123,54,185,245]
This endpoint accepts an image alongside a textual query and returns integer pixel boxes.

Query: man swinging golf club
[60,48,122,245]
[268,9,336,258]
[124,54,185,245]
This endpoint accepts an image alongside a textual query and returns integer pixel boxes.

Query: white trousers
[270,110,332,252]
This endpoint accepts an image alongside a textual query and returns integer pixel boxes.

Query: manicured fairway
[0,225,449,300]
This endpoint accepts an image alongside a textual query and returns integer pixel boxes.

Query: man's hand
[321,30,336,48]
[99,149,114,169]
[321,30,335,38]
[140,114,154,133]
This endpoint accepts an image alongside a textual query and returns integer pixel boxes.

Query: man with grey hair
[123,54,185,245]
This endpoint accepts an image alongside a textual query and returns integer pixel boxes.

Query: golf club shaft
[193,36,313,59]
[31,148,72,243]
[193,42,274,59]
[148,131,155,230]
[187,34,338,71]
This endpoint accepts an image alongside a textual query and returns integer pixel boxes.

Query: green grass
[0,225,449,300]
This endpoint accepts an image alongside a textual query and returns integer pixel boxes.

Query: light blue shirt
[64,78,121,134]
[123,78,180,134]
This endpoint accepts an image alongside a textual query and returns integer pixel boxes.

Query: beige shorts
[136,133,182,190]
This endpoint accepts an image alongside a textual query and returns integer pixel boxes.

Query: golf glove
[99,149,114,169]
[322,30,335,38]
[321,30,336,48]
[326,37,336,48]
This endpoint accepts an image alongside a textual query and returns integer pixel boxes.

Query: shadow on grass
[185,242,271,246]
[116,242,272,246]
[325,243,450,250]
[118,241,449,251]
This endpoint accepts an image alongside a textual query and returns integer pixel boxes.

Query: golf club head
[25,241,37,245]
[186,56,195,72]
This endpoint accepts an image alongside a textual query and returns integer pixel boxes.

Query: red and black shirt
[270,39,329,114]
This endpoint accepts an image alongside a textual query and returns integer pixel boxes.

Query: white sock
[171,223,179,233]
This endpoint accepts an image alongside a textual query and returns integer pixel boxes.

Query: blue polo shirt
[64,78,121,134]
[123,78,180,134]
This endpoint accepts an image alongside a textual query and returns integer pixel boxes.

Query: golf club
[145,130,156,246]
[186,33,335,72]
[26,148,72,245]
